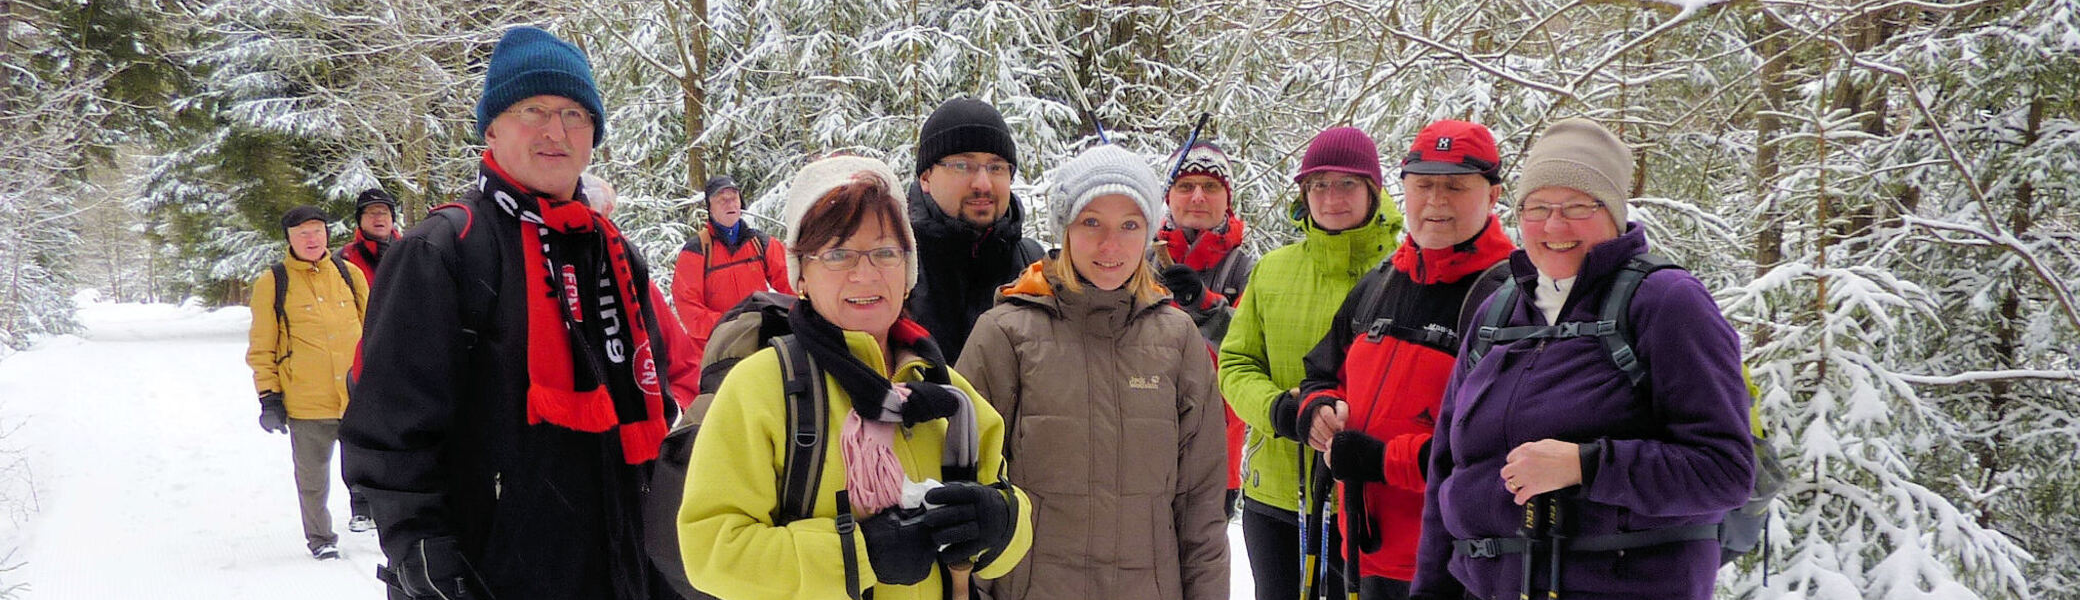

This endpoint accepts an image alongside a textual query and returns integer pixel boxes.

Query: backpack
[645,292,981,600]
[1465,254,1786,566]
[269,255,364,365]
[687,227,773,280]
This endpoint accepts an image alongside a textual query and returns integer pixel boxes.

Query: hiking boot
[348,515,376,533]
[311,543,340,560]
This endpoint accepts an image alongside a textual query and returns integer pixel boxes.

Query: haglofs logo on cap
[1435,137,1454,151]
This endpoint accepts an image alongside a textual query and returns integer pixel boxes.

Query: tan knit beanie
[1514,118,1633,230]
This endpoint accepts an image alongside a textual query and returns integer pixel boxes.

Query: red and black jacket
[1295,216,1514,582]
[341,228,401,285]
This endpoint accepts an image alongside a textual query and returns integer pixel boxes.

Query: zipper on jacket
[493,472,502,500]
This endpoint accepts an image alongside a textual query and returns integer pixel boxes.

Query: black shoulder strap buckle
[773,335,827,526]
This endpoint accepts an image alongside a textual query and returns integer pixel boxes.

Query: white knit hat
[1047,145,1167,242]
[779,155,919,291]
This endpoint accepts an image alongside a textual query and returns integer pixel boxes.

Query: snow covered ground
[0,299,1256,599]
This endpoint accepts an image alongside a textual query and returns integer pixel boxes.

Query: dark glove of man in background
[258,392,288,434]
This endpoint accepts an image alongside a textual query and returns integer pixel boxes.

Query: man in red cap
[1294,119,1514,599]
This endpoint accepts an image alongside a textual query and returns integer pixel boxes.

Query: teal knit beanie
[476,27,606,147]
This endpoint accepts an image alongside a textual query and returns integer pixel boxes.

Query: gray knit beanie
[779,156,919,291]
[1048,145,1167,242]
[1515,118,1633,230]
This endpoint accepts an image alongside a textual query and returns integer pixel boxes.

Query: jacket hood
[1391,214,1516,284]
[1288,187,1404,279]
[907,179,1031,245]
[997,256,1171,330]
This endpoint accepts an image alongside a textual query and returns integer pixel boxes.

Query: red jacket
[671,222,792,351]
[1296,216,1514,581]
[341,228,400,285]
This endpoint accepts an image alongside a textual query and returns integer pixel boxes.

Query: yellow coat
[679,330,1034,599]
[246,251,368,419]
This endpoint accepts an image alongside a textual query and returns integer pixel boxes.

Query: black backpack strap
[771,334,827,524]
[428,203,501,351]
[1600,254,1680,388]
[271,263,291,365]
[1466,277,1518,366]
[1457,262,1512,336]
[330,255,364,313]
[772,334,859,599]
[752,231,771,279]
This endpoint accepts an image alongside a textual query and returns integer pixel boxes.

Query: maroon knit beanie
[1293,126,1383,187]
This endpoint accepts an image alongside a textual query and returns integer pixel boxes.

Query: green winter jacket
[1218,189,1403,514]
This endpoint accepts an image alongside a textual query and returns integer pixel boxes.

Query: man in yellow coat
[246,205,369,560]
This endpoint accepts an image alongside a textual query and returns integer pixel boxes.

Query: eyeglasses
[1305,178,1366,196]
[1518,202,1606,222]
[507,104,595,132]
[936,160,1014,179]
[804,246,907,271]
[1170,180,1225,196]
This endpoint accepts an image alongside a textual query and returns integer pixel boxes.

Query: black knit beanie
[915,98,1017,175]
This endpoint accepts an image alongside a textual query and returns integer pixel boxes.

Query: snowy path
[0,301,1255,599]
[0,302,386,599]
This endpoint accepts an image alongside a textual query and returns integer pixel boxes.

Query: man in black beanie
[340,188,400,284]
[907,97,1045,363]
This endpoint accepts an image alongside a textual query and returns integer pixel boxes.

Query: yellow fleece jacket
[678,330,1034,599]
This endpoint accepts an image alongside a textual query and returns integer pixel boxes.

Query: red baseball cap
[1400,120,1502,183]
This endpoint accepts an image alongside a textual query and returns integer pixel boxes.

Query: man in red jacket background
[671,175,792,352]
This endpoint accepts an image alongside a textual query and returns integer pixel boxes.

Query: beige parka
[957,260,1230,600]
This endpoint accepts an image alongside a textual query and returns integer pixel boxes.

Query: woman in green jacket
[679,156,1034,600]
[1220,126,1403,600]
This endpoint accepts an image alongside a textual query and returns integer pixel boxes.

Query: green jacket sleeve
[1219,264,1286,433]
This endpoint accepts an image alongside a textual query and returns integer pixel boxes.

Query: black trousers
[1241,497,1346,600]
[1359,575,1411,599]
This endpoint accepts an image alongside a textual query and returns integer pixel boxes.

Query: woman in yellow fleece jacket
[678,156,1032,600]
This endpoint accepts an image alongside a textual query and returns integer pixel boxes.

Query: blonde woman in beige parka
[957,145,1230,600]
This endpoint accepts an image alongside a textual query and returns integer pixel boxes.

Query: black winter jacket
[904,181,1045,364]
[341,174,679,600]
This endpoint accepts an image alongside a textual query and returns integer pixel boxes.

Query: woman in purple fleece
[1409,119,1754,600]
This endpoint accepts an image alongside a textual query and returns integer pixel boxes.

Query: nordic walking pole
[1520,495,1547,600]
[1170,112,1213,181]
[1310,462,1336,600]
[1547,493,1572,599]
[1344,479,1365,600]
[1298,449,1316,600]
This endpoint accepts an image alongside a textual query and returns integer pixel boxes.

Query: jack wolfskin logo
[1128,375,1161,390]
[1435,137,1454,151]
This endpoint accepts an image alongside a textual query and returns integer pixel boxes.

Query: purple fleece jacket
[1410,224,1754,600]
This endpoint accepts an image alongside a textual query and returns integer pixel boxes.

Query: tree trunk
[1750,11,1790,347]
[683,0,710,197]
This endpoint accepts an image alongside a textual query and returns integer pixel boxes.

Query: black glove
[1328,431,1387,483]
[1268,390,1304,441]
[1159,264,1203,307]
[258,392,288,434]
[859,507,938,585]
[391,535,481,599]
[921,481,1015,566]
[898,383,964,427]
